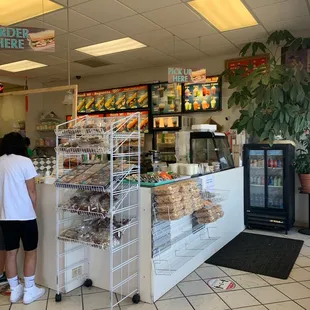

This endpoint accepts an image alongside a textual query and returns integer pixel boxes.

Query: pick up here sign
[0,27,55,52]
[168,68,207,83]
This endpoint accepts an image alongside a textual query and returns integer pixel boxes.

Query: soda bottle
[269,176,273,186]
[273,176,278,187]
[278,176,282,186]
[273,159,278,168]
[277,159,282,168]
[268,158,272,167]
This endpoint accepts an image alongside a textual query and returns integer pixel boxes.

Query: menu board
[77,85,149,113]
[183,76,221,112]
[151,83,182,114]
[153,116,180,129]
[225,54,268,75]
[105,111,149,133]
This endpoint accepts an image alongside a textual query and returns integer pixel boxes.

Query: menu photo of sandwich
[28,30,55,52]
[85,96,95,112]
[77,96,86,113]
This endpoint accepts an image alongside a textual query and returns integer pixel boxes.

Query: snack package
[154,194,182,204]
[153,184,180,196]
[156,201,184,213]
[157,209,184,221]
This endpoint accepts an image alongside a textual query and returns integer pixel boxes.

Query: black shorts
[0,219,38,251]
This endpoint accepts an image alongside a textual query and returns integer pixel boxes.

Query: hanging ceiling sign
[168,68,207,83]
[0,27,55,52]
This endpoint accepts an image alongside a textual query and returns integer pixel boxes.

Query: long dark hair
[0,132,28,157]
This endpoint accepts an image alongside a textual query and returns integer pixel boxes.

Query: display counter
[28,167,244,303]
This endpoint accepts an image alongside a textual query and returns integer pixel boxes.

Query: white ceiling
[0,0,309,84]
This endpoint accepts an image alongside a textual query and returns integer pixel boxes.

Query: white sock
[8,276,19,288]
[24,275,35,289]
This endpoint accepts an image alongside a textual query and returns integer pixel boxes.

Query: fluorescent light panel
[76,37,146,57]
[0,0,63,26]
[0,60,47,72]
[189,0,258,32]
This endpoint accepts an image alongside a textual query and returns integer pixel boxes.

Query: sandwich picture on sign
[28,30,55,52]
[190,69,207,83]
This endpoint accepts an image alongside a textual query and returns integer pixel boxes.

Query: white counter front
[28,167,244,303]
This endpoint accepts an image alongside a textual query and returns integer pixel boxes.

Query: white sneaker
[23,285,45,305]
[10,284,24,303]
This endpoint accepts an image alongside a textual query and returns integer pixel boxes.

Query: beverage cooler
[243,143,295,233]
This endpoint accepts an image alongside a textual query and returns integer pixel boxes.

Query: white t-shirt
[0,154,37,221]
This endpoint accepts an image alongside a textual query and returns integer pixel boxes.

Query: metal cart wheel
[55,293,62,302]
[84,279,93,288]
[132,294,140,304]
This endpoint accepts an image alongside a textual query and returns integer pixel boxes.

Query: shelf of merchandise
[152,187,228,276]
[250,167,283,170]
[251,184,283,188]
[55,114,141,309]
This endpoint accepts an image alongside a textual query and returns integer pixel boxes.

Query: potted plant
[293,131,310,192]
[222,30,310,144]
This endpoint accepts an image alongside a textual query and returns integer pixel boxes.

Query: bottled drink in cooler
[273,176,278,187]
[268,176,273,186]
[277,159,282,168]
[268,158,272,167]
[273,159,278,168]
[278,176,282,186]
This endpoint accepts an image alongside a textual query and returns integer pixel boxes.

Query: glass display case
[190,132,234,170]
[154,132,176,163]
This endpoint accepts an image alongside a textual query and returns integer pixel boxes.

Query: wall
[43,52,308,227]
[0,94,25,136]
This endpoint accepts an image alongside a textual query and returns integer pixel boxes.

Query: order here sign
[168,68,207,83]
[0,27,55,52]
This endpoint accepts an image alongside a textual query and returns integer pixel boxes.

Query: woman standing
[0,132,44,304]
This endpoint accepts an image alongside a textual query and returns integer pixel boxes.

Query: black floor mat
[206,232,304,279]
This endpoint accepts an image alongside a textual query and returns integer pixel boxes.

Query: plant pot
[299,174,310,193]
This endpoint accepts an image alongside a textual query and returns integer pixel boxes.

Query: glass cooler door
[266,150,284,209]
[249,150,265,208]
[155,132,176,163]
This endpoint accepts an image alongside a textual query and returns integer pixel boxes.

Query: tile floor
[1,228,310,310]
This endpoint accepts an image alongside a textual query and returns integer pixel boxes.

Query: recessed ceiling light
[0,0,63,26]
[76,38,146,57]
[0,60,47,72]
[189,0,258,32]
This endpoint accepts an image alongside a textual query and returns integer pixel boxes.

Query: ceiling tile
[0,53,20,65]
[124,47,172,62]
[49,45,90,61]
[253,0,309,23]
[186,34,232,50]
[132,29,173,46]
[223,25,268,44]
[174,49,206,61]
[204,44,239,56]
[118,0,181,13]
[55,33,94,49]
[21,54,67,66]
[38,8,99,32]
[97,53,139,64]
[53,0,91,6]
[264,15,310,33]
[244,0,287,9]
[73,24,125,43]
[14,18,66,36]
[153,37,200,56]
[71,0,136,23]
[143,3,200,28]
[167,20,216,39]
[106,15,161,36]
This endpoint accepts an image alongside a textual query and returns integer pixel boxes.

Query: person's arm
[26,178,37,211]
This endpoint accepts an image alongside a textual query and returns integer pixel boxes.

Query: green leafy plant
[293,131,310,174]
[222,30,310,145]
